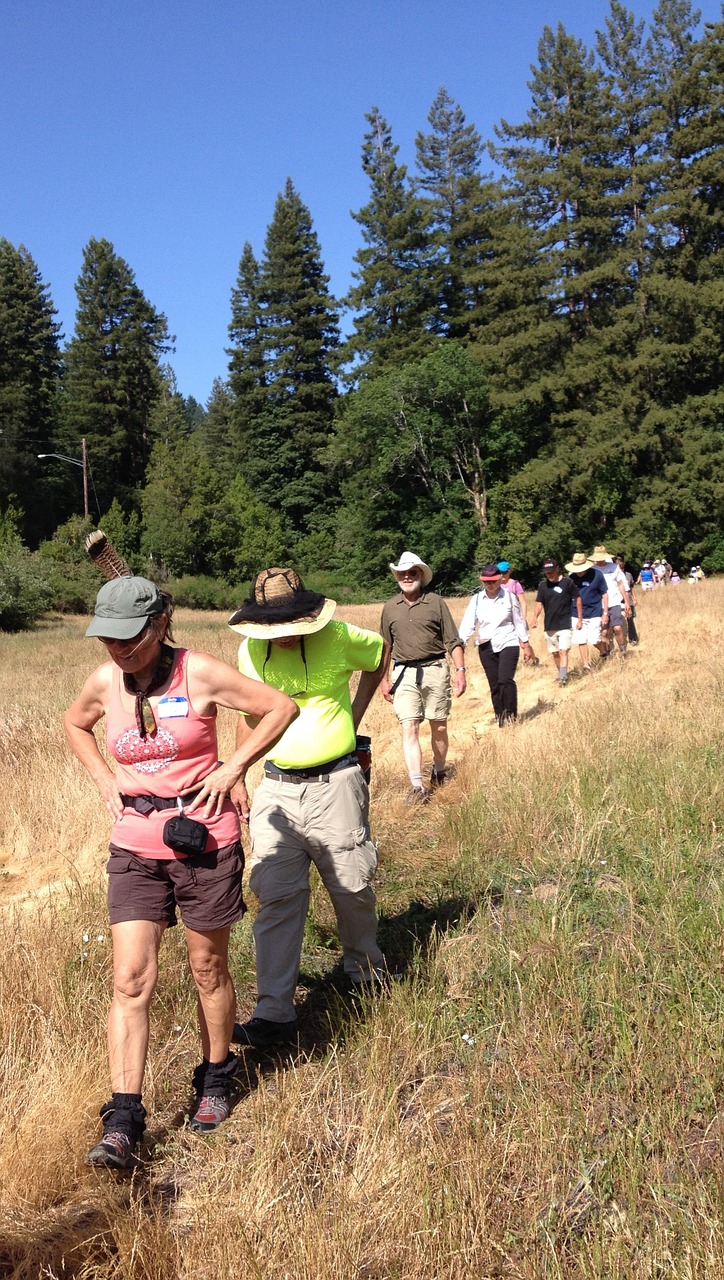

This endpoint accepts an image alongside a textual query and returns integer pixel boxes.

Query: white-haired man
[380,552,466,803]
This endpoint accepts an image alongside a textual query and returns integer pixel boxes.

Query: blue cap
[496,561,510,572]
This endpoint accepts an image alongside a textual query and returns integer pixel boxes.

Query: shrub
[0,541,52,630]
[164,575,235,610]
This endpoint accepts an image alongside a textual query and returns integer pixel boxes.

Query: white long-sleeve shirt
[459,587,529,652]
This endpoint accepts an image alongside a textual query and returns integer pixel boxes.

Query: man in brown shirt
[380,552,466,802]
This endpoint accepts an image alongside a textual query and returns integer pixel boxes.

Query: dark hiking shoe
[232,1017,298,1049]
[429,768,447,789]
[188,1052,243,1132]
[86,1130,139,1169]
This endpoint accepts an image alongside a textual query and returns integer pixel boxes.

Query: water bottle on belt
[355,734,372,784]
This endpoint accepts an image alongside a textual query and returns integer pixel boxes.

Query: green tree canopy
[0,240,63,544]
[61,237,173,518]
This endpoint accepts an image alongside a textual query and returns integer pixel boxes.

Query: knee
[113,959,158,1004]
[189,952,228,997]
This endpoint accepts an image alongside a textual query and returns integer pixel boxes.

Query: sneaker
[232,1016,298,1049]
[429,768,446,789]
[582,664,592,673]
[559,676,568,686]
[405,785,430,805]
[86,1130,138,1169]
[188,1092,233,1133]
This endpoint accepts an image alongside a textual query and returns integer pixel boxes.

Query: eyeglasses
[398,570,419,579]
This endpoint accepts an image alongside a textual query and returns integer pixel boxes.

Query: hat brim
[479,572,502,582]
[85,614,151,640]
[389,561,433,587]
[565,559,593,574]
[228,596,337,639]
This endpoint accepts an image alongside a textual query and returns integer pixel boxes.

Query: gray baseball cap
[85,577,164,640]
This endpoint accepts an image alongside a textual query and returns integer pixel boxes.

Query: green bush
[165,575,236,610]
[0,541,52,630]
[36,515,101,613]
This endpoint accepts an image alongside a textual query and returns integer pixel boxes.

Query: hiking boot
[87,1095,145,1169]
[86,1130,139,1169]
[232,1016,298,1049]
[188,1092,234,1133]
[429,768,446,789]
[405,785,430,805]
[188,1053,243,1132]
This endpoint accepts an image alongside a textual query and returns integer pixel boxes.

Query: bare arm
[450,641,467,697]
[531,601,542,628]
[64,664,124,820]
[351,639,390,730]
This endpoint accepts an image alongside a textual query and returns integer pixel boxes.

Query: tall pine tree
[342,108,438,377]
[0,240,63,543]
[61,237,173,517]
[415,88,496,339]
[227,181,339,538]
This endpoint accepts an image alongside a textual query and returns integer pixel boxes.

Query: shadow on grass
[518,696,554,722]
[0,889,497,1270]
[287,886,500,1057]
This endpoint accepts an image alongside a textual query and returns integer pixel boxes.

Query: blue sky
[1,1,717,404]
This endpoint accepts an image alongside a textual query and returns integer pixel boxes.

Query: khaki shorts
[544,629,572,653]
[392,661,451,722]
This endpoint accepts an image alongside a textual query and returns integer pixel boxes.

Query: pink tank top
[106,648,240,859]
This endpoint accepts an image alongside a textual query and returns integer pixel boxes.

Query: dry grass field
[0,581,723,1278]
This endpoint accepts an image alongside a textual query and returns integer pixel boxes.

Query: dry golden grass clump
[1,581,723,1278]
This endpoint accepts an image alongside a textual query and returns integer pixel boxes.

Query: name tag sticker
[157,696,189,718]
[554,586,562,593]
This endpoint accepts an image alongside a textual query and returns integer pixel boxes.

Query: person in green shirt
[228,567,390,1049]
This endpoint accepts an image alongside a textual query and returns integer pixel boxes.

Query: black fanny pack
[162,800,208,856]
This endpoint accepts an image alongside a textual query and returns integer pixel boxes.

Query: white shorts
[572,617,602,645]
[544,629,572,653]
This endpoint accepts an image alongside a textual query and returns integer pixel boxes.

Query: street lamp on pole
[38,437,89,517]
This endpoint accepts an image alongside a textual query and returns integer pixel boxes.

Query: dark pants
[626,611,639,643]
[479,643,520,726]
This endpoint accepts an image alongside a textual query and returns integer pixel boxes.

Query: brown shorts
[106,841,245,932]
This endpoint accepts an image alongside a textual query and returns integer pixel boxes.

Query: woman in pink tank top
[65,576,297,1167]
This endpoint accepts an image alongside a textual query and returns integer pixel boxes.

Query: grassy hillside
[0,582,722,1278]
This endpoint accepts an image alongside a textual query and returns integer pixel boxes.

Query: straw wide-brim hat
[591,544,612,563]
[389,551,433,587]
[565,553,594,574]
[228,567,336,639]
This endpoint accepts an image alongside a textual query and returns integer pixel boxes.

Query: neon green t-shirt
[237,619,383,769]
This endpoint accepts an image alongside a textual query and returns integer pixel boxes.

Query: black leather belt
[120,789,201,814]
[264,753,358,784]
[390,654,446,695]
